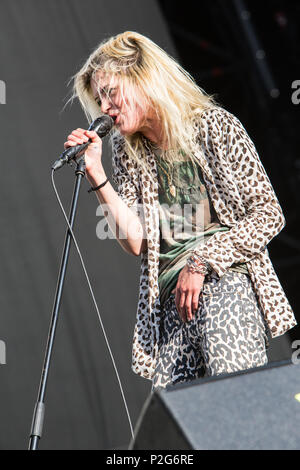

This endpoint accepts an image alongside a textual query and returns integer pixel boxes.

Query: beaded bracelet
[186,251,212,276]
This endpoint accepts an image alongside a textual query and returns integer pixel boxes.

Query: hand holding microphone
[52,115,114,171]
[63,128,102,175]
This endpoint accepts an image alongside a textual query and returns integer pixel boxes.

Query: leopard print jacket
[111,106,297,380]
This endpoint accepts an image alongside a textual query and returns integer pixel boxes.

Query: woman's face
[91,72,151,136]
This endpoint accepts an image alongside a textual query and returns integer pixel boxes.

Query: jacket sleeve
[193,108,285,277]
[111,134,143,220]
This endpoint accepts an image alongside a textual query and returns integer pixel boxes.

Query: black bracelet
[87,177,109,193]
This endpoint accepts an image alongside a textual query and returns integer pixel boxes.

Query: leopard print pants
[152,271,270,391]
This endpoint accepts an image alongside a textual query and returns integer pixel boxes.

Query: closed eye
[94,87,117,107]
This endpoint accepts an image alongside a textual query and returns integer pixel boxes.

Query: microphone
[52,115,114,171]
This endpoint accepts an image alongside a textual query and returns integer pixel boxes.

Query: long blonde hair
[69,31,220,176]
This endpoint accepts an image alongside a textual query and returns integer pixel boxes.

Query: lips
[109,114,119,124]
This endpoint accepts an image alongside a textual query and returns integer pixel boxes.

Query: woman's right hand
[64,128,104,179]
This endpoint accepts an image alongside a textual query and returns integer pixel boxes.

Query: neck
[140,118,168,150]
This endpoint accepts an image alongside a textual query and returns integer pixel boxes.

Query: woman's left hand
[171,265,205,323]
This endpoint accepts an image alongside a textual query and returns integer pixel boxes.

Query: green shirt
[155,151,249,306]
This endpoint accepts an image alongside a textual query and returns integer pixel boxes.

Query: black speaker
[130,360,300,450]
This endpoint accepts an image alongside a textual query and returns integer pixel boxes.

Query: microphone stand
[28,158,86,450]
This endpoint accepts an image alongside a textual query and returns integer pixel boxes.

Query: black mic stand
[28,158,86,450]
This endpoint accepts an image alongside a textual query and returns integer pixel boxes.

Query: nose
[100,97,111,114]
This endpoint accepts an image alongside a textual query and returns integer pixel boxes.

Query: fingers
[174,290,201,323]
[64,128,88,149]
[173,267,204,323]
[179,292,188,322]
[185,293,193,322]
[192,292,200,315]
[64,129,101,149]
[85,130,101,143]
[175,290,187,323]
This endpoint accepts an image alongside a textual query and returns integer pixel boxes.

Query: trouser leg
[184,271,269,377]
[152,271,269,390]
[152,295,205,391]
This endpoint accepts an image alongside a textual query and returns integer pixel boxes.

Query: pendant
[170,185,176,198]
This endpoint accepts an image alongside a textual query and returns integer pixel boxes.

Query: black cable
[51,169,134,441]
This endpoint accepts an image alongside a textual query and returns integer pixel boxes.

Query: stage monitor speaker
[130,360,300,450]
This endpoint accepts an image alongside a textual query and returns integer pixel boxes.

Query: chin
[118,118,140,136]
[119,126,136,136]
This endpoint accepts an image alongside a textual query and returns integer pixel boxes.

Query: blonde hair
[69,31,220,177]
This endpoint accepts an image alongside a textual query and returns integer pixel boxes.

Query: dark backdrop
[0,0,298,450]
[0,0,176,450]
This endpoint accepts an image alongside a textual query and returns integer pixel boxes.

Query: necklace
[156,158,176,198]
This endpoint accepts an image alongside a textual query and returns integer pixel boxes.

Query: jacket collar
[140,133,214,186]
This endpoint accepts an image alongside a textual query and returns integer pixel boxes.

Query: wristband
[88,177,109,193]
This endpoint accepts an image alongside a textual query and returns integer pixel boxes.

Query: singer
[65,31,296,390]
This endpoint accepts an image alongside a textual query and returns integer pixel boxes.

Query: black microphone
[52,115,114,171]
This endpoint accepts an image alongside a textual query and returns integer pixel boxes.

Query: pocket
[202,282,236,297]
[202,271,249,297]
[202,277,235,297]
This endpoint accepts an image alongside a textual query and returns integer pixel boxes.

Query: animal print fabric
[111,106,297,381]
[152,270,269,391]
